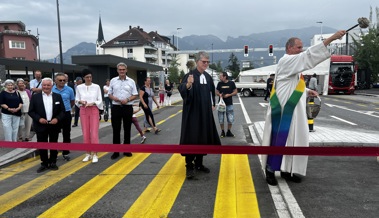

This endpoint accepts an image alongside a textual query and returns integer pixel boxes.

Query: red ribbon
[1,141,378,156]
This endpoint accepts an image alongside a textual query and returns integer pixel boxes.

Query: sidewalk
[0,90,184,167]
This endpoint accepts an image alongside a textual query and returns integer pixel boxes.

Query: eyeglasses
[201,60,210,64]
[58,79,66,82]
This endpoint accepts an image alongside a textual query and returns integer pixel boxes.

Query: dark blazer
[28,92,65,133]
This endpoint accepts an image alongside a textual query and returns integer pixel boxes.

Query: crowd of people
[1,30,345,184]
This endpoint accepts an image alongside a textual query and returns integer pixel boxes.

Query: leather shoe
[37,165,48,173]
[111,152,120,160]
[265,169,278,186]
[186,168,195,179]
[123,152,133,157]
[195,165,210,173]
[49,163,59,171]
[280,172,302,183]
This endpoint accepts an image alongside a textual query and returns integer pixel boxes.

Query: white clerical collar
[200,74,207,84]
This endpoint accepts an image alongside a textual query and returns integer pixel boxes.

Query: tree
[352,6,379,84]
[168,57,181,85]
[209,61,223,72]
[226,53,240,79]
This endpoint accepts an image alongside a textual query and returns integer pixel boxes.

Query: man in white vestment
[261,30,346,186]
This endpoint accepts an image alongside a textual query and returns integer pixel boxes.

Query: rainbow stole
[267,74,305,170]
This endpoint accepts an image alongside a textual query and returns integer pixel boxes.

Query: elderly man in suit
[29,78,65,173]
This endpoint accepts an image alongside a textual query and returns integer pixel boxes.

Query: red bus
[328,55,355,95]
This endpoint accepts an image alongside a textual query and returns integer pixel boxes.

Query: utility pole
[56,0,64,73]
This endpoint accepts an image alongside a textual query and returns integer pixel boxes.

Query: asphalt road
[0,91,379,217]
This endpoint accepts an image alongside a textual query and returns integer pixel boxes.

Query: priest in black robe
[179,51,221,179]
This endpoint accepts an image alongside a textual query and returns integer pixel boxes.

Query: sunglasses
[58,79,66,82]
[201,60,210,64]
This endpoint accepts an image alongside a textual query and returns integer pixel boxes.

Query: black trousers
[36,127,60,166]
[61,111,72,155]
[185,155,204,169]
[141,105,156,127]
[111,105,133,145]
[73,105,80,125]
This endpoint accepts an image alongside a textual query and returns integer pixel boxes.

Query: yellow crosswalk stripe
[38,153,150,218]
[214,154,260,218]
[0,157,40,182]
[124,154,185,217]
[0,152,107,215]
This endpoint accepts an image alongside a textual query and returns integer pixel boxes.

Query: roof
[0,21,25,31]
[0,57,84,73]
[72,54,163,71]
[101,26,153,48]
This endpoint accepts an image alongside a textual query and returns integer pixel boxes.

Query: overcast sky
[1,0,377,59]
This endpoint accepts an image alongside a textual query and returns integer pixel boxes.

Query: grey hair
[285,37,300,52]
[42,77,53,84]
[55,73,66,78]
[195,51,210,62]
[16,78,25,85]
[4,79,15,86]
[117,62,127,68]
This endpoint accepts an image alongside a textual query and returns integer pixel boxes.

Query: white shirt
[75,83,103,109]
[108,76,138,105]
[42,92,53,121]
[103,85,109,97]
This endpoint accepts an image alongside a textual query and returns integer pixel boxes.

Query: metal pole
[176,27,182,50]
[345,32,349,55]
[37,28,41,61]
[211,43,213,78]
[56,0,64,73]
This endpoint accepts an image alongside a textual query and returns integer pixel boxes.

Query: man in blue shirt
[52,73,75,161]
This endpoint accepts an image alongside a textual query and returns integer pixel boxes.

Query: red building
[0,21,38,61]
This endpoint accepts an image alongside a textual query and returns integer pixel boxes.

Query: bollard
[307,97,316,132]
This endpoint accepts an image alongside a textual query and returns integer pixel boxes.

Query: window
[9,41,26,49]
[127,48,133,54]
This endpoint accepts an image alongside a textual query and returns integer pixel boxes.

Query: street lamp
[316,21,323,41]
[56,0,64,73]
[211,43,214,78]
[176,27,182,50]
[37,28,40,61]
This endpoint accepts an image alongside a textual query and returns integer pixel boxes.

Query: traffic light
[244,45,249,57]
[165,68,168,74]
[268,44,273,56]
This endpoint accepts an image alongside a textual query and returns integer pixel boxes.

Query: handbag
[217,98,226,112]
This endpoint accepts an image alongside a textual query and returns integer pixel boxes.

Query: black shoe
[111,152,120,160]
[220,130,225,138]
[265,169,278,186]
[63,155,70,161]
[196,165,210,173]
[72,124,78,127]
[186,168,195,179]
[280,172,302,183]
[49,163,59,171]
[37,165,48,173]
[123,152,133,157]
[226,130,235,137]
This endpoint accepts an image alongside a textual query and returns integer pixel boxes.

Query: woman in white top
[75,69,103,163]
[16,79,32,141]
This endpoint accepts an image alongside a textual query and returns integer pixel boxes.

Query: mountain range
[54,26,337,68]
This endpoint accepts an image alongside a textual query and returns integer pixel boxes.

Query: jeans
[1,113,20,142]
[218,105,235,124]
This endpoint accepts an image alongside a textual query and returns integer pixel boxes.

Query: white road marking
[259,102,269,107]
[238,94,252,124]
[325,103,379,118]
[330,115,357,125]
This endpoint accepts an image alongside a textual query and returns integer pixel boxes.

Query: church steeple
[96,14,106,55]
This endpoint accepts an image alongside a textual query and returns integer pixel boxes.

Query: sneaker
[92,155,98,163]
[72,124,78,127]
[63,155,71,161]
[226,130,235,137]
[220,130,225,138]
[82,154,92,162]
[141,136,147,144]
[49,163,59,171]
